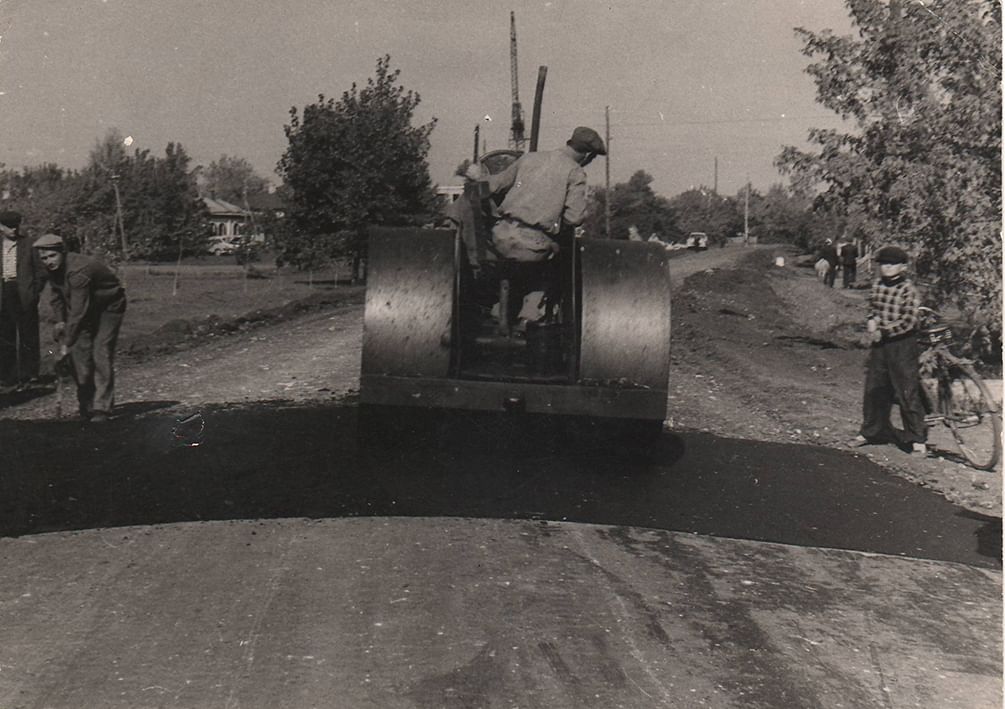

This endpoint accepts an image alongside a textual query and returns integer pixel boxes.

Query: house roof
[202,196,248,217]
[245,191,286,211]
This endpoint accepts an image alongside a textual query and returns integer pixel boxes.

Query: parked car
[686,232,709,251]
[209,237,238,255]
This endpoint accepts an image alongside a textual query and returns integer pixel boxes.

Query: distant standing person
[818,238,840,288]
[34,234,127,422]
[848,245,927,455]
[0,210,44,391]
[840,241,858,288]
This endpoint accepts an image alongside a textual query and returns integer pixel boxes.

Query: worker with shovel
[34,234,126,422]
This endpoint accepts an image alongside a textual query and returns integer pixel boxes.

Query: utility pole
[110,173,128,259]
[473,124,480,162]
[743,177,750,246]
[713,157,718,195]
[110,172,129,287]
[604,105,611,240]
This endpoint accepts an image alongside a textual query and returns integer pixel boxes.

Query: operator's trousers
[491,219,558,262]
[0,280,40,385]
[859,334,927,445]
[71,295,126,416]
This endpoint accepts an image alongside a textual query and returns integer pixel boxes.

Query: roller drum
[578,240,671,392]
[361,227,456,378]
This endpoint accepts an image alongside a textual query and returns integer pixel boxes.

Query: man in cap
[849,245,927,454]
[33,234,127,422]
[817,238,840,288]
[468,126,606,262]
[0,210,45,391]
[460,127,606,330]
[839,238,858,288]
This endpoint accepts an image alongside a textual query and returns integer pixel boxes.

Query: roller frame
[359,229,672,422]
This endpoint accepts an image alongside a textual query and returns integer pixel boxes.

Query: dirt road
[3,246,751,418]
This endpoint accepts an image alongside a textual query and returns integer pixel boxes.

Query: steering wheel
[478,149,523,176]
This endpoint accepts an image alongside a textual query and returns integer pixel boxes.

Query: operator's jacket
[48,252,125,348]
[484,145,588,260]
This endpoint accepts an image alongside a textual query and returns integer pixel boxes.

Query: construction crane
[509,11,526,151]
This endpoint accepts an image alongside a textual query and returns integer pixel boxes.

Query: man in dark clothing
[0,210,45,390]
[840,241,858,288]
[818,239,840,288]
[34,234,126,422]
[848,245,927,455]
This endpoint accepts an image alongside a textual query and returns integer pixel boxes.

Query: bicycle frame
[917,306,1001,469]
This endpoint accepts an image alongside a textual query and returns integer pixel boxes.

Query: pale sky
[0,0,853,198]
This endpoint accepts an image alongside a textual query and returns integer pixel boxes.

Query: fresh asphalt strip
[1,402,999,569]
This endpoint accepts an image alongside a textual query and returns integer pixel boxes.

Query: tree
[199,155,269,204]
[155,143,210,261]
[776,0,1002,328]
[743,184,827,249]
[0,131,208,260]
[72,131,208,260]
[583,170,678,240]
[277,55,437,279]
[668,187,741,245]
[80,129,130,256]
[0,164,84,244]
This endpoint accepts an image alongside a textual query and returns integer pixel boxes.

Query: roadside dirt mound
[672,249,865,442]
[670,248,1001,515]
[122,288,364,362]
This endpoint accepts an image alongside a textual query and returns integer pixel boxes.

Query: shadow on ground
[0,381,58,407]
[1,400,999,568]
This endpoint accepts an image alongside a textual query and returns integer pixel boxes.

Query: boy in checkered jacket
[849,245,928,455]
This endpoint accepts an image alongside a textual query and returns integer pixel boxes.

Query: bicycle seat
[921,325,953,346]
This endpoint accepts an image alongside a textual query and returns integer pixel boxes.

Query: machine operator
[467,126,606,262]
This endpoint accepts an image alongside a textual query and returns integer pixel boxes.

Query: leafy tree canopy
[199,155,270,205]
[583,170,679,240]
[668,187,741,245]
[277,55,437,272]
[776,0,1002,328]
[1,129,208,260]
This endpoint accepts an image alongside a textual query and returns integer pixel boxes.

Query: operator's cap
[567,126,607,156]
[0,211,22,229]
[875,245,909,264]
[33,233,65,251]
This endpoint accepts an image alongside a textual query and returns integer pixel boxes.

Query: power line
[609,114,846,128]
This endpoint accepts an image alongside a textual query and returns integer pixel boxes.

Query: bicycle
[917,306,1002,470]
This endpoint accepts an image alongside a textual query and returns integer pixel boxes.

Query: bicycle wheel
[942,364,1002,470]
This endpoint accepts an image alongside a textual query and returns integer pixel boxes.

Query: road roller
[358,152,672,430]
